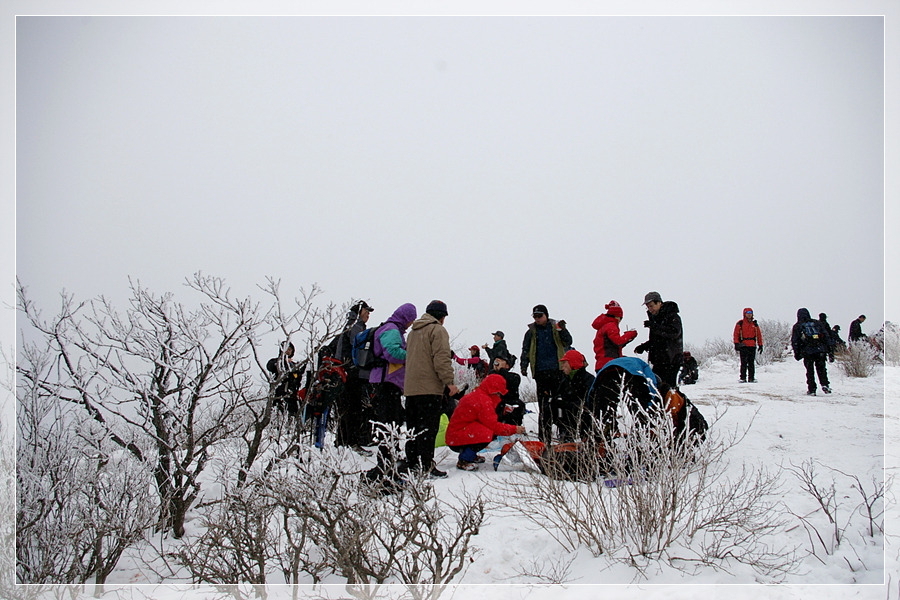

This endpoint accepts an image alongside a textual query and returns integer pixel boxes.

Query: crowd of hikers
[265,293,711,486]
[266,294,873,485]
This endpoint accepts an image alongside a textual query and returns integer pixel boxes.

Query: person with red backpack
[733,308,764,383]
[591,300,638,372]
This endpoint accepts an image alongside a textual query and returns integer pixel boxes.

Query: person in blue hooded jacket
[791,308,832,396]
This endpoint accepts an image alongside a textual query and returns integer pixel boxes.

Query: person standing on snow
[453,345,489,382]
[791,308,832,396]
[733,308,763,383]
[520,304,573,444]
[634,291,684,388]
[591,300,638,372]
[849,315,868,344]
[404,300,460,479]
[366,302,417,478]
[328,300,375,455]
[482,331,509,365]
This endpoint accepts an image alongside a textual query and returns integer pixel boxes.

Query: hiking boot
[749,379,757,383]
[473,455,486,464]
[429,466,448,479]
[457,460,479,472]
[352,444,373,457]
[806,390,817,396]
[739,378,747,383]
[822,386,832,394]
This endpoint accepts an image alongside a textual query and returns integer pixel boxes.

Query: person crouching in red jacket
[446,373,526,471]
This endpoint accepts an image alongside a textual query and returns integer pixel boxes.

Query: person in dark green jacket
[520,304,573,444]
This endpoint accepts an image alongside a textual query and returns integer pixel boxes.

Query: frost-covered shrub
[757,319,792,364]
[877,321,899,366]
[839,341,879,378]
[687,337,734,363]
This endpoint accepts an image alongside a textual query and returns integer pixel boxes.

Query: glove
[634,343,646,354]
[643,320,651,328]
[734,344,741,352]
[758,346,763,353]
[829,354,834,363]
[521,365,527,376]
[451,350,456,358]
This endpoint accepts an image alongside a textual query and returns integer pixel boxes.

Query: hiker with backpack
[521,304,573,444]
[791,308,833,396]
[733,308,763,383]
[365,302,418,479]
[634,291,684,388]
[452,345,489,383]
[591,300,638,372]
[445,373,526,471]
[327,300,375,456]
[556,349,595,443]
[266,341,303,416]
[403,300,460,479]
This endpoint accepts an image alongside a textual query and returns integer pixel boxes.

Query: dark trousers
[803,355,830,392]
[372,383,405,474]
[535,370,562,444]
[739,346,757,381]
[404,394,442,471]
[652,362,682,389]
[335,375,366,447]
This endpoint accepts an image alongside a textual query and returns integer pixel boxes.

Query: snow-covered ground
[44,356,898,600]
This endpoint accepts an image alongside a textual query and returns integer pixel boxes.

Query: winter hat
[605,300,624,318]
[469,345,481,355]
[643,291,662,305]
[559,349,587,370]
[480,373,508,397]
[532,304,549,317]
[743,308,754,317]
[819,313,828,321]
[426,300,448,319]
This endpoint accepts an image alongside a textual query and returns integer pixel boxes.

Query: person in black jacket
[556,349,595,443]
[849,315,867,343]
[792,308,832,396]
[491,352,525,426]
[327,300,375,454]
[483,331,509,364]
[634,291,684,388]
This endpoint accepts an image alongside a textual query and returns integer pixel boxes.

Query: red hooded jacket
[445,374,518,447]
[592,313,638,372]
[733,308,763,348]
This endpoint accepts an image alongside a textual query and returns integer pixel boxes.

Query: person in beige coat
[404,300,459,478]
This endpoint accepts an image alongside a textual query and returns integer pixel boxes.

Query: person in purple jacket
[367,302,417,477]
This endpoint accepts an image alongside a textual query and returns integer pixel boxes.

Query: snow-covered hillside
[90,355,895,600]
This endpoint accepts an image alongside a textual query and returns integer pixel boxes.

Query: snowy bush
[757,319,792,364]
[878,321,899,366]
[839,340,879,378]
[15,361,156,584]
[491,388,799,579]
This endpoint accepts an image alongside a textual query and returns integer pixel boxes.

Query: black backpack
[352,323,386,370]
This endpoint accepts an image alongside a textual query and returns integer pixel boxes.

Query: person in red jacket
[445,374,526,471]
[592,301,638,372]
[733,307,764,383]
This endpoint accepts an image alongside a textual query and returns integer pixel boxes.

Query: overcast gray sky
[10,5,895,363]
